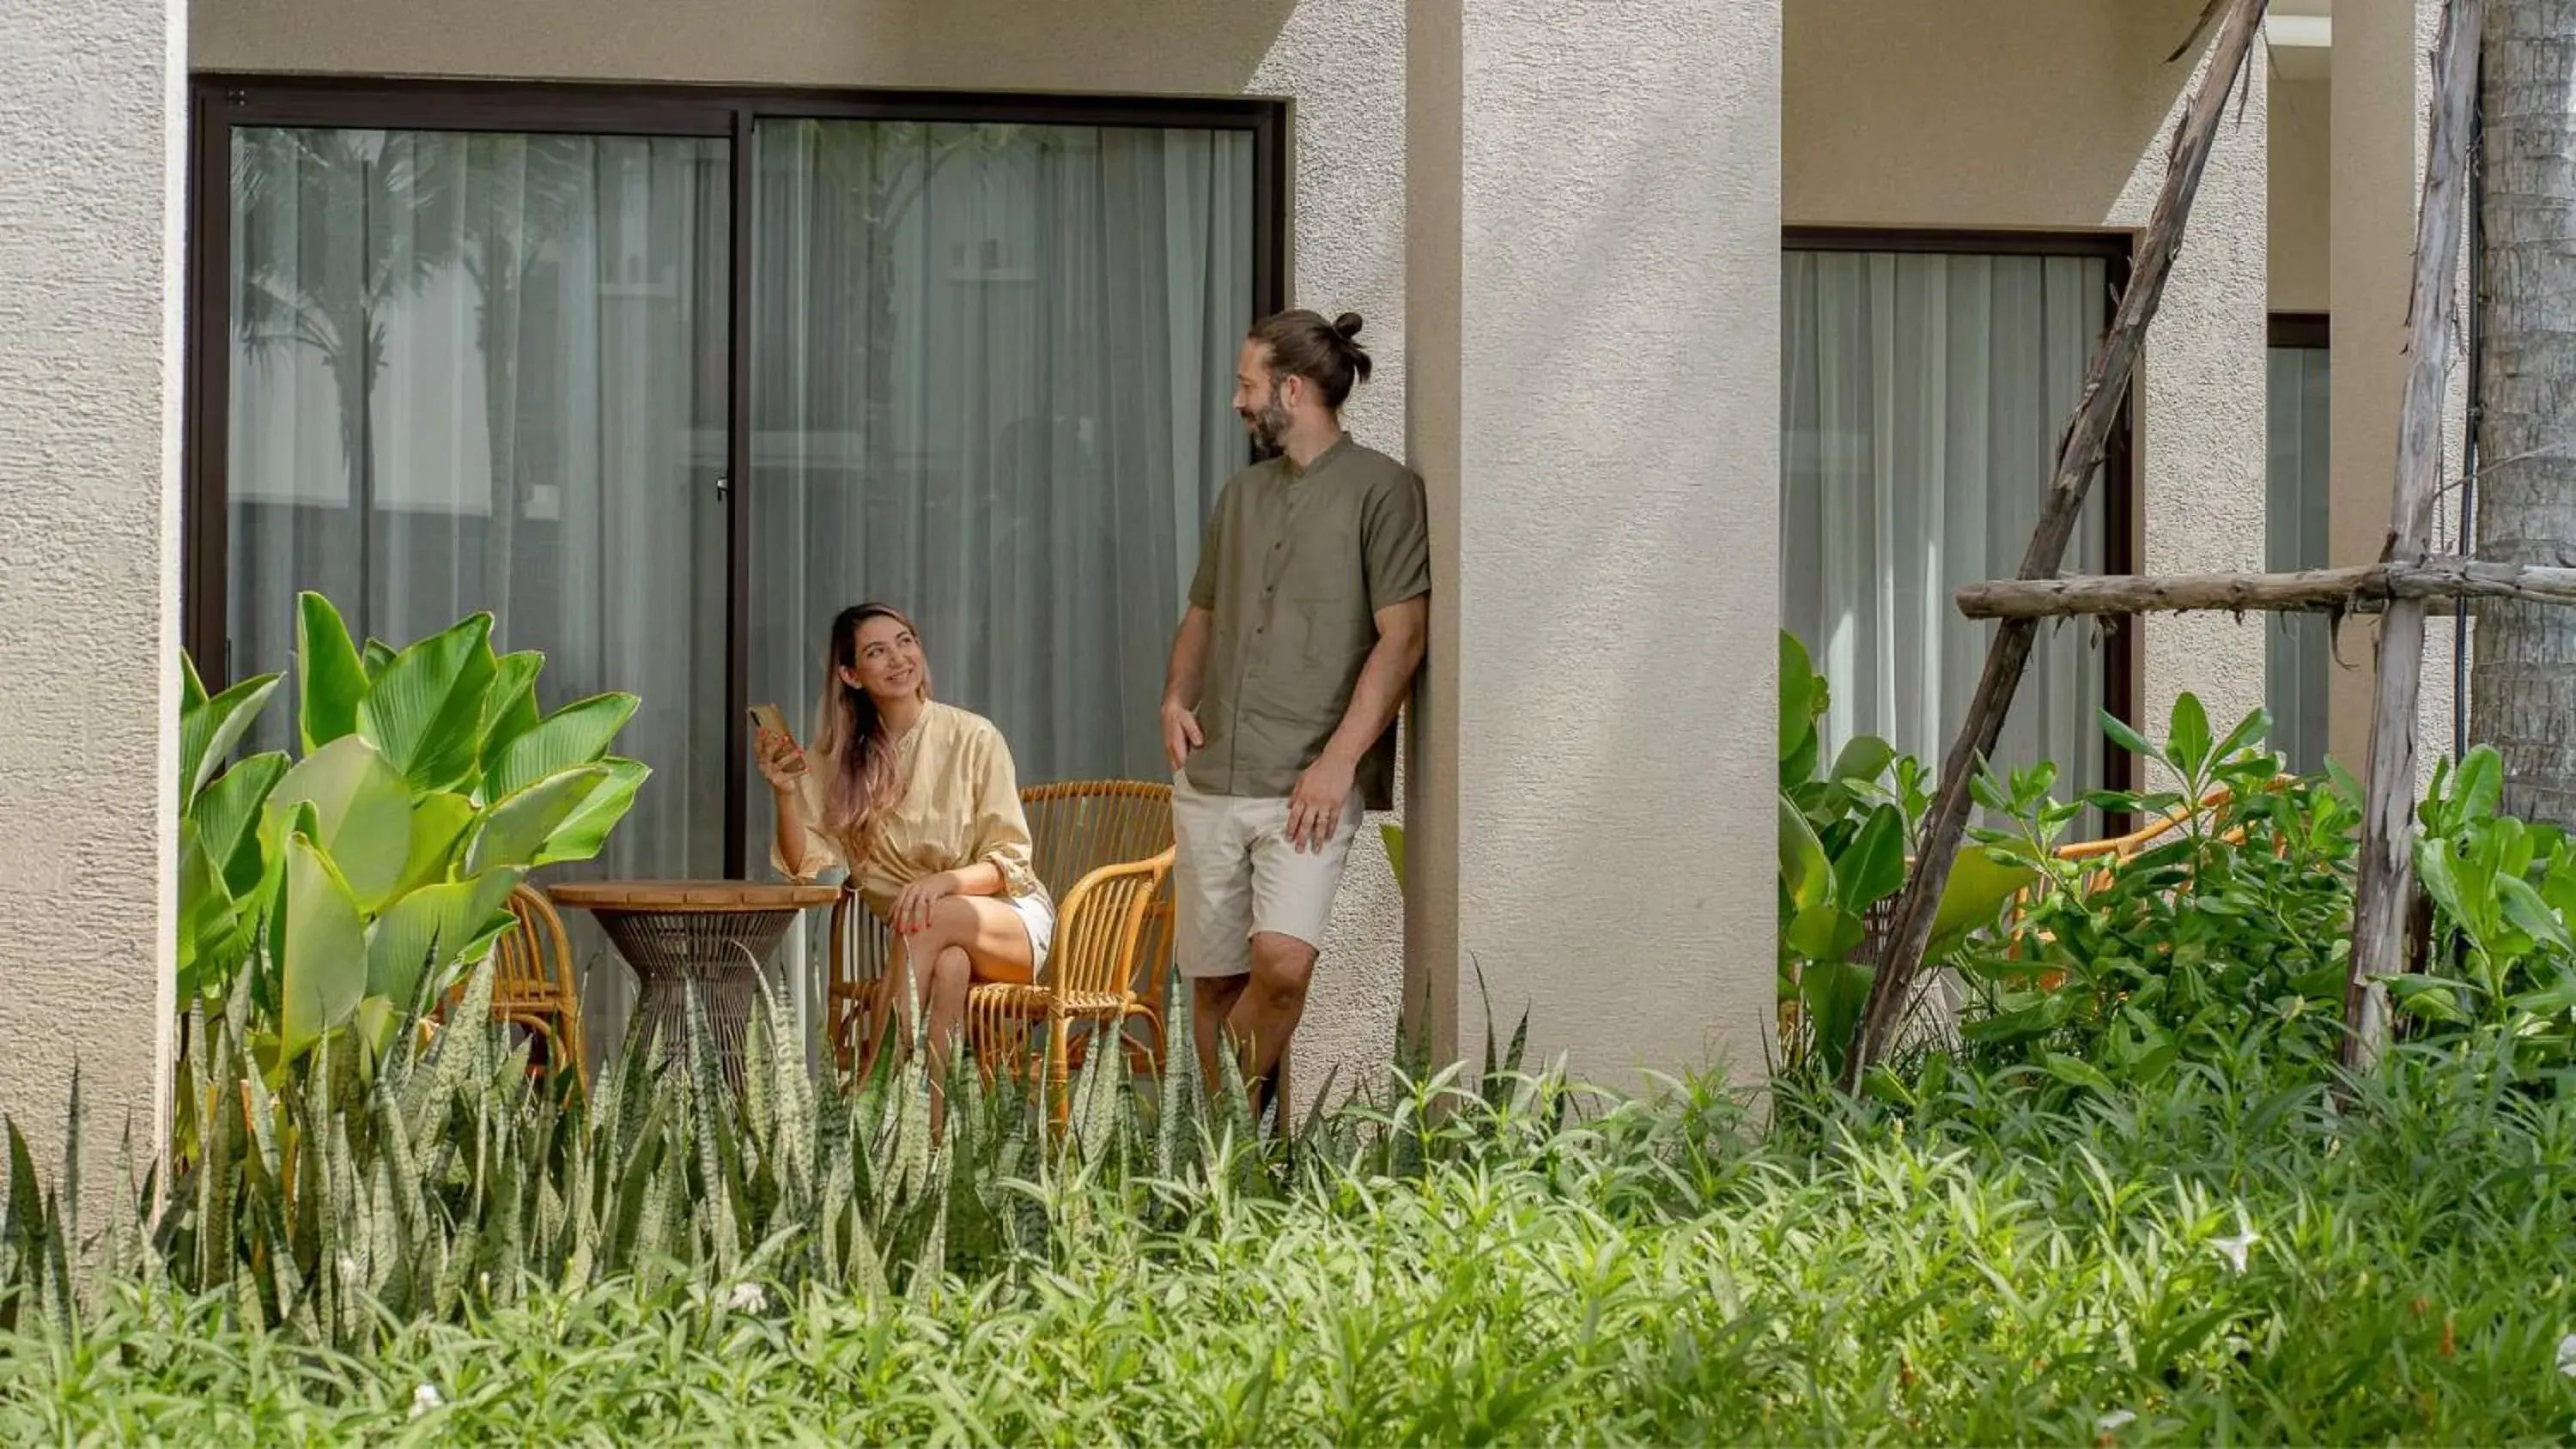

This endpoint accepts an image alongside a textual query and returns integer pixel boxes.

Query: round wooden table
[545,880,839,1088]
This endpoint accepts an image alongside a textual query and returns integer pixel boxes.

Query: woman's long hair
[812,603,931,840]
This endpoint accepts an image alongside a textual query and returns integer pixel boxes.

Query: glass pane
[225,128,732,881]
[2266,345,2332,774]
[746,118,1255,869]
[1780,248,2111,800]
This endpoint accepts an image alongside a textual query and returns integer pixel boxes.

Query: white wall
[1405,0,1783,1088]
[0,0,185,1193]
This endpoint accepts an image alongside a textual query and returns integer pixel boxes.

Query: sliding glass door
[191,82,1280,883]
[224,125,733,876]
[744,118,1255,870]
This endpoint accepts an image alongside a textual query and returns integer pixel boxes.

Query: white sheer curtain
[228,128,732,1060]
[2266,345,2332,775]
[1781,248,2110,799]
[746,120,1254,806]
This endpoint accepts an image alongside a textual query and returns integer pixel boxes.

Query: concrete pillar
[1404,0,1780,1084]
[2330,0,2463,776]
[0,0,185,1182]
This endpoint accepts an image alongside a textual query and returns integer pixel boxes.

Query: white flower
[2097,1409,2137,1433]
[410,1384,445,1420]
[720,1281,769,1313]
[2556,1331,2576,1379]
[2210,1216,2259,1275]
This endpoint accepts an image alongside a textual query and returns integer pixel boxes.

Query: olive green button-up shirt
[1184,436,1431,809]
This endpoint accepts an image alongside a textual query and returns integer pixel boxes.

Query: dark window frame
[186,74,1290,876]
[1781,226,2144,800]
[2268,311,2330,351]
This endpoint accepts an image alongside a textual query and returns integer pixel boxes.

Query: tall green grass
[5,1038,2573,1442]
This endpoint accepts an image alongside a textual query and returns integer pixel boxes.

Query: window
[189,82,1282,884]
[1780,231,2133,800]
[2265,314,2330,775]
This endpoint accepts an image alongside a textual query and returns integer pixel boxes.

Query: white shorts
[1171,770,1364,979]
[1008,891,1057,979]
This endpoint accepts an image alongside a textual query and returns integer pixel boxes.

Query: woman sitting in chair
[756,602,1053,1104]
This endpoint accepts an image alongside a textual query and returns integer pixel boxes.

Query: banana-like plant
[176,591,648,1077]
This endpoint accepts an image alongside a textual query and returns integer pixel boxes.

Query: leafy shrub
[1949,694,2360,1082]
[179,593,645,1077]
[2399,744,2576,1080]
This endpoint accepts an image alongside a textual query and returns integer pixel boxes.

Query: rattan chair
[820,780,1177,1082]
[483,884,590,1095]
[967,843,1176,1129]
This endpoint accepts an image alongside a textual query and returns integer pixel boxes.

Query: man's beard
[1242,385,1291,455]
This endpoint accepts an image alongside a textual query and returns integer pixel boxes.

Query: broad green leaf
[1780,794,1833,913]
[1786,903,1862,963]
[366,870,523,1009]
[264,735,413,912]
[279,834,368,1064]
[2389,973,2473,1024]
[2454,745,2505,823]
[2413,838,2477,946]
[358,612,498,795]
[2510,969,2576,1017]
[182,652,210,713]
[2495,875,2571,954]
[1925,847,2041,963]
[465,767,606,876]
[480,650,547,767]
[1779,632,1817,760]
[296,592,368,755]
[2211,706,2271,765]
[175,822,222,977]
[1830,735,1898,788]
[534,757,652,867]
[2098,708,2160,767]
[1381,822,1406,894]
[180,671,281,810]
[361,639,398,682]
[2166,692,2212,779]
[396,791,477,895]
[486,693,639,802]
[1836,804,1908,912]
[196,751,289,899]
[2041,1052,2114,1094]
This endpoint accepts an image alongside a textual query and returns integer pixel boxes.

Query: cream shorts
[1008,890,1057,980]
[1171,769,1364,979]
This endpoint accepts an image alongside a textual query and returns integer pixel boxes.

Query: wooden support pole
[1956,557,2576,619]
[2346,0,2480,1072]
[1842,0,2274,1087]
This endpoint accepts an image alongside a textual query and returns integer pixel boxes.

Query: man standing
[1161,308,1430,1116]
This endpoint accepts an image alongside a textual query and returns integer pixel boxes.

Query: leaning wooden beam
[1955,558,2576,619]
[2346,0,2480,1072]
[1842,0,2274,1087]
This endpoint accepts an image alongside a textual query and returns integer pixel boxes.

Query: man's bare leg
[1193,974,1250,1095]
[1227,931,1315,1119]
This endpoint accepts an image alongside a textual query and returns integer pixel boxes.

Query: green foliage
[2397,745,2576,1078]
[175,593,647,1077]
[1777,633,2034,1081]
[1949,692,2362,1082]
[5,1028,2574,1439]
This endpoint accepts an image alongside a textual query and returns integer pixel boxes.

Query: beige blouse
[770,700,1046,919]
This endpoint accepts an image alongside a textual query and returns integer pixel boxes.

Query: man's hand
[891,871,960,937]
[1286,752,1356,853]
[1161,698,1205,773]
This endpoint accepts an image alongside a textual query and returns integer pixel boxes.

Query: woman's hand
[755,729,807,794]
[891,871,961,936]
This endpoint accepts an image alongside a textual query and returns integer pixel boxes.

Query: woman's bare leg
[900,894,1036,1131]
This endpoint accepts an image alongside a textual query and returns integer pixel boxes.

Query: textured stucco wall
[0,0,185,1186]
[195,0,1414,1109]
[2271,76,2332,316]
[2330,0,2466,787]
[1787,0,2272,770]
[1406,0,1782,1088]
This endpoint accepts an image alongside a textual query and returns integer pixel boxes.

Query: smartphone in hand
[747,702,794,745]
